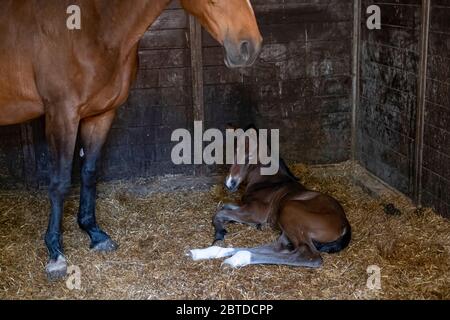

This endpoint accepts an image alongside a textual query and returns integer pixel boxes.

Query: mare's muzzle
[224,38,262,68]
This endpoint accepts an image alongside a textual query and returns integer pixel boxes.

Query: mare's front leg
[212,202,267,244]
[78,110,118,251]
[45,110,80,280]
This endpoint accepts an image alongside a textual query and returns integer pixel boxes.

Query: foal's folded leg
[212,203,267,244]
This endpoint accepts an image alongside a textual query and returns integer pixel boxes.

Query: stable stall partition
[0,0,448,218]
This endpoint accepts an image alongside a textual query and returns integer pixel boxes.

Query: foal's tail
[312,223,352,254]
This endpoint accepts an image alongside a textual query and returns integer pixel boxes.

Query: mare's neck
[97,0,171,54]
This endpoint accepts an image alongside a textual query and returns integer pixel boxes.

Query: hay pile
[0,162,448,300]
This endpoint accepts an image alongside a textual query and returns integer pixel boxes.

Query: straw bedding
[0,162,448,299]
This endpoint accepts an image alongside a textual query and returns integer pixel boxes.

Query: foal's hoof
[310,257,323,269]
[46,255,67,281]
[91,238,119,252]
[223,251,252,268]
[303,257,323,269]
[212,239,226,247]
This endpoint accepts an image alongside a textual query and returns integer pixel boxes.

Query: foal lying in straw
[190,126,351,268]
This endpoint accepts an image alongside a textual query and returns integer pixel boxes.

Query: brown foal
[190,127,351,268]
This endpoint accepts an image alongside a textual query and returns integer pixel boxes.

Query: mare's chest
[65,43,140,118]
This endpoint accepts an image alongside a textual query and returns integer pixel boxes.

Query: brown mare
[0,0,262,279]
[190,127,351,268]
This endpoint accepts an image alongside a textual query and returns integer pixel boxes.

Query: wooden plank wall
[357,0,421,197]
[100,0,194,181]
[201,0,354,171]
[0,125,24,188]
[202,32,251,130]
[246,0,354,164]
[421,0,450,217]
[357,0,449,218]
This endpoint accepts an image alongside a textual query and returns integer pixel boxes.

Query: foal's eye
[208,0,218,5]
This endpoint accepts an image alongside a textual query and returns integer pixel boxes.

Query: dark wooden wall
[100,1,194,181]
[357,0,449,218]
[202,30,251,130]
[246,0,354,164]
[357,0,421,197]
[0,125,24,188]
[421,0,450,217]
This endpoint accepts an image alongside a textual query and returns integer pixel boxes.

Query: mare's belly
[0,99,44,126]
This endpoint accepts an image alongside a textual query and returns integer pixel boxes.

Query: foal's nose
[225,177,238,192]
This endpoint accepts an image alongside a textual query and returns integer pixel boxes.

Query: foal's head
[181,0,263,68]
[224,125,260,192]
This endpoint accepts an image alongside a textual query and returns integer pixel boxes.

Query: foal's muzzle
[225,177,239,192]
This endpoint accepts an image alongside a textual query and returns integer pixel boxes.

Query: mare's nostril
[240,41,250,61]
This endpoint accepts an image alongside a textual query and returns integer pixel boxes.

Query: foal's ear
[226,123,237,130]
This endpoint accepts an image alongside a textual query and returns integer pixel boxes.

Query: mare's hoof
[92,238,118,252]
[46,255,67,281]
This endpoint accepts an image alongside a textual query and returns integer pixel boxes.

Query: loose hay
[0,162,448,300]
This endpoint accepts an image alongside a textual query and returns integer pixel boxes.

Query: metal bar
[351,0,362,162]
[413,0,431,206]
[189,15,205,176]
[189,15,204,122]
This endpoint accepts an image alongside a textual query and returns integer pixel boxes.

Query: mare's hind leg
[44,110,80,280]
[212,202,267,244]
[223,243,323,269]
[78,111,118,252]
